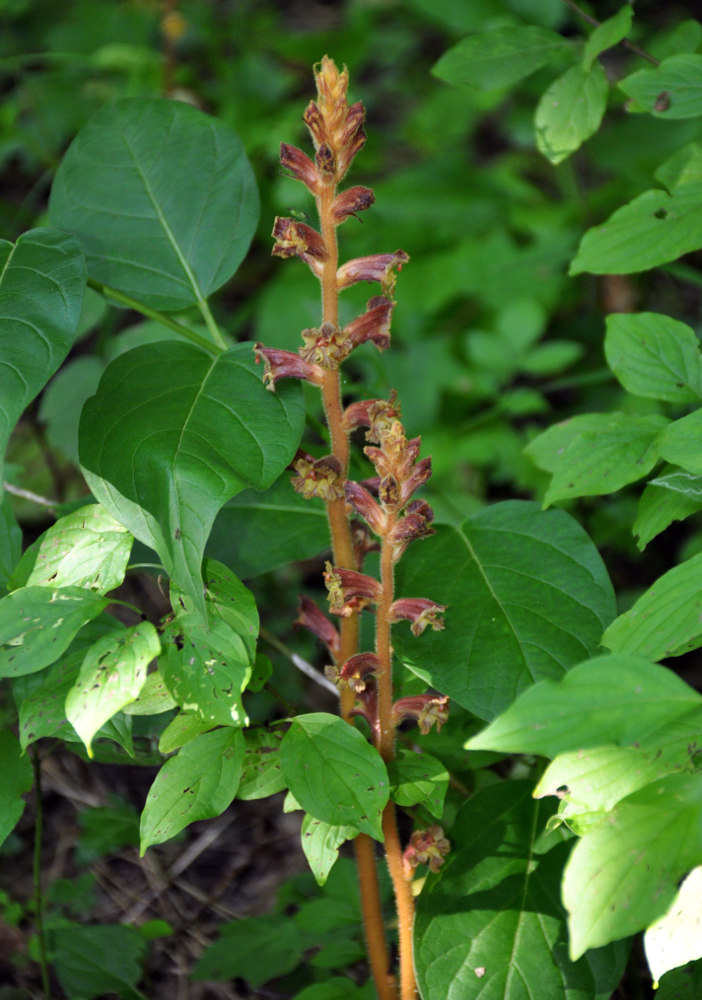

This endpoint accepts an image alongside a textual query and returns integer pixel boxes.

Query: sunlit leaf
[535,63,609,165]
[301,814,357,886]
[645,866,702,987]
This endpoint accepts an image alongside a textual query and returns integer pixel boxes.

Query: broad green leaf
[49,97,259,311]
[432,26,573,91]
[603,551,702,659]
[0,228,86,494]
[53,924,146,1000]
[207,476,328,578]
[656,961,702,999]
[387,749,448,819]
[466,655,702,763]
[140,727,244,852]
[161,615,250,726]
[604,312,702,403]
[201,559,258,660]
[583,7,633,70]
[121,670,177,715]
[563,773,702,958]
[0,730,33,848]
[394,502,615,720]
[619,54,702,118]
[157,711,213,753]
[237,727,287,800]
[570,184,702,275]
[192,913,311,986]
[294,979,375,1000]
[659,409,702,473]
[535,63,609,165]
[9,503,132,593]
[645,866,702,987]
[655,141,702,192]
[280,713,389,841]
[414,782,628,1000]
[65,621,160,756]
[634,474,702,549]
[535,413,667,505]
[0,493,21,590]
[525,413,613,472]
[79,342,305,617]
[0,586,108,677]
[38,356,104,466]
[301,814,357,886]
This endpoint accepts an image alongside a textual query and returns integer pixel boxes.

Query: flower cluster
[402,826,451,877]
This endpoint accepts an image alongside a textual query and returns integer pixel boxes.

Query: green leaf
[387,749,448,819]
[122,670,177,715]
[604,312,702,403]
[655,141,702,191]
[53,924,146,1000]
[300,814,357,886]
[0,730,33,848]
[237,727,287,800]
[0,493,21,591]
[394,502,615,720]
[656,961,702,1000]
[570,183,702,275]
[414,782,628,1000]
[0,586,109,678]
[65,621,160,756]
[207,476,328,578]
[0,228,86,494]
[536,413,667,505]
[9,503,132,593]
[79,342,305,617]
[603,551,702,659]
[535,62,609,165]
[634,474,702,549]
[280,713,389,840]
[659,409,702,473]
[519,340,584,376]
[466,654,702,761]
[49,97,259,311]
[582,6,633,70]
[140,727,244,852]
[200,559,258,660]
[294,978,375,999]
[563,773,702,958]
[619,54,702,119]
[432,26,573,91]
[645,866,702,987]
[157,711,213,754]
[192,913,310,986]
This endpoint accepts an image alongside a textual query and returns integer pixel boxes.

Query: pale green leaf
[655,141,702,192]
[140,727,244,852]
[301,814,357,886]
[387,749,448,819]
[645,867,702,988]
[122,670,177,715]
[280,713,389,841]
[535,62,609,165]
[583,7,633,70]
[432,26,572,91]
[157,711,213,754]
[237,727,287,800]
[604,312,702,403]
[619,54,702,118]
[659,409,702,473]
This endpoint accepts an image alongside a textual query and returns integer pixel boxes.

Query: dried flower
[388,597,445,636]
[326,651,380,692]
[344,296,395,352]
[324,561,383,616]
[291,452,345,501]
[337,250,409,294]
[342,392,401,441]
[254,345,324,391]
[331,186,375,224]
[279,142,321,195]
[295,595,340,660]
[392,694,449,734]
[272,217,327,276]
[403,826,451,876]
[345,480,387,536]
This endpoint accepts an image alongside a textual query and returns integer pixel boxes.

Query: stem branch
[31,748,51,1000]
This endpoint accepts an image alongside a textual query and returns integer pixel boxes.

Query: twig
[4,481,57,509]
[562,0,660,66]
[31,748,52,1000]
[259,626,338,696]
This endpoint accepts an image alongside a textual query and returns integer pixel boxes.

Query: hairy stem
[355,833,396,1000]
[31,748,51,1000]
[383,803,416,1000]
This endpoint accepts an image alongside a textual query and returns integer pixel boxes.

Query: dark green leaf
[0,731,33,848]
[394,502,615,720]
[0,494,21,591]
[0,228,85,493]
[604,312,702,403]
[49,97,259,311]
[79,342,304,616]
[53,924,146,1000]
[193,913,311,986]
[433,26,573,91]
[414,782,628,1000]
[659,409,702,473]
[634,475,702,549]
[280,713,389,840]
[387,749,448,819]
[140,727,244,852]
[535,63,609,165]
[570,184,702,275]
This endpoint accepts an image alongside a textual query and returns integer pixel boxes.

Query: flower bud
[344,296,394,352]
[279,142,321,195]
[295,595,340,660]
[337,250,409,293]
[254,345,324,391]
[345,480,387,536]
[403,826,451,876]
[388,598,445,636]
[331,186,375,224]
[392,694,449,734]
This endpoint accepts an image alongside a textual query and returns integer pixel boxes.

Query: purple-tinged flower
[344,296,394,352]
[392,694,449,734]
[388,598,445,636]
[279,142,321,195]
[345,480,387,536]
[403,826,451,876]
[337,250,409,293]
[326,651,380,692]
[390,510,435,560]
[272,216,328,276]
[254,345,324,391]
[399,457,432,507]
[324,561,383,616]
[299,322,352,369]
[295,595,340,660]
[342,392,401,441]
[331,186,375,224]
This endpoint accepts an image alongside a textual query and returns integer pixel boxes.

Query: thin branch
[31,748,52,1000]
[562,0,660,66]
[259,626,338,696]
[3,481,57,509]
